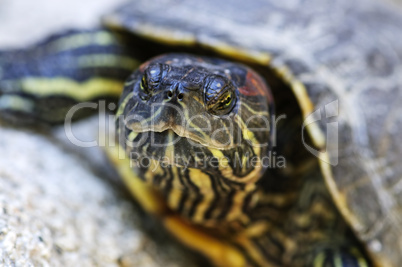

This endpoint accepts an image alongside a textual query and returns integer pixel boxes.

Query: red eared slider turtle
[1,0,402,266]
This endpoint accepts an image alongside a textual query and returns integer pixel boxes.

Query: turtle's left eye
[204,75,236,115]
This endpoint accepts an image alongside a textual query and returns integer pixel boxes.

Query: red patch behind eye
[238,70,273,102]
[139,61,151,72]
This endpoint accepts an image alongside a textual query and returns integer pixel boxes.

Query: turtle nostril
[178,93,184,100]
[167,90,173,98]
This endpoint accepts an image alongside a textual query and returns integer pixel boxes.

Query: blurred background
[0,0,125,48]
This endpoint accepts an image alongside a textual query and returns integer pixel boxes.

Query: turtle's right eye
[140,63,169,96]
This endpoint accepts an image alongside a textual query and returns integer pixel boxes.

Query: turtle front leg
[310,247,369,267]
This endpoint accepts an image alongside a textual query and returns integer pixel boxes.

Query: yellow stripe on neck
[20,77,124,101]
[0,95,34,112]
[49,31,119,53]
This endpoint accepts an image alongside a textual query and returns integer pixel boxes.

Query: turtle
[1,0,402,266]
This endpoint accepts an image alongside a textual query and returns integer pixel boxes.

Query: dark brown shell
[104,1,402,266]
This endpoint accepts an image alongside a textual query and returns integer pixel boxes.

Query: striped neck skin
[123,128,263,227]
[132,142,256,227]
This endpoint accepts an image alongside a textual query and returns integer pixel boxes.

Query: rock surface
[0,126,156,267]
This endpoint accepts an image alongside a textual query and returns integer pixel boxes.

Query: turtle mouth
[128,121,238,150]
[135,128,208,150]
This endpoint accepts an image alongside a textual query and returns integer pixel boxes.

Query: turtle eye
[140,63,169,95]
[204,75,236,115]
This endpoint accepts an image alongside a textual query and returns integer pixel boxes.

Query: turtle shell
[104,0,402,266]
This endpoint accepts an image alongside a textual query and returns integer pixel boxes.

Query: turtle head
[117,54,274,223]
